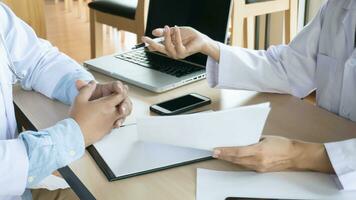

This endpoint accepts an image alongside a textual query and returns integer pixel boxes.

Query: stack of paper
[137,103,271,151]
[196,169,356,200]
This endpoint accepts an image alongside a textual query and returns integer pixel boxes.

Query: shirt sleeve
[325,139,356,191]
[0,3,90,98]
[205,1,328,98]
[19,118,85,188]
[52,70,94,105]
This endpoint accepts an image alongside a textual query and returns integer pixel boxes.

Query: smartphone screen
[157,95,205,111]
[150,93,211,115]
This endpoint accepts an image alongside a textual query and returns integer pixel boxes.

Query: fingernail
[213,150,221,158]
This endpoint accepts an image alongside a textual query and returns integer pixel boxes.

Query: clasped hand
[70,80,132,146]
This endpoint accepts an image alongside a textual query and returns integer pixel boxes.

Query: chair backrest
[231,0,298,49]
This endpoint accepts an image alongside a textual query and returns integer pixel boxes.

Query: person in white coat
[143,0,356,191]
[0,3,132,200]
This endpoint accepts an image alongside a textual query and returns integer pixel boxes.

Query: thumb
[76,81,96,102]
[76,80,88,91]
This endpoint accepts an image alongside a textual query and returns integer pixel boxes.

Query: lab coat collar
[343,0,356,10]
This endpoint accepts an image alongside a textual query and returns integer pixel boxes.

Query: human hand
[70,81,129,146]
[76,80,132,128]
[213,136,334,173]
[142,26,220,61]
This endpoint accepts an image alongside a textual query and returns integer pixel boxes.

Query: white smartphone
[150,93,211,115]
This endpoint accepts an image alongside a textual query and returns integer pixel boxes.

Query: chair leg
[246,16,255,49]
[78,0,83,18]
[69,0,73,12]
[120,31,126,44]
[90,10,103,58]
[64,0,69,11]
[284,0,298,43]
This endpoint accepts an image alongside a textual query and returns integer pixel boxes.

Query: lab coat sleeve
[325,139,356,191]
[206,1,328,98]
[0,139,29,196]
[0,3,91,98]
[19,118,85,188]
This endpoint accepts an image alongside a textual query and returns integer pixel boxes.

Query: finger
[213,144,261,158]
[173,26,185,56]
[117,98,132,117]
[114,118,125,128]
[142,36,167,54]
[163,26,177,58]
[76,81,96,102]
[152,28,164,37]
[75,80,88,90]
[104,89,128,106]
[110,81,124,94]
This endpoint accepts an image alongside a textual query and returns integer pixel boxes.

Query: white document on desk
[197,169,356,200]
[137,103,271,151]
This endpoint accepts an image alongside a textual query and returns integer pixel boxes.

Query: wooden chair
[231,0,298,48]
[89,0,149,58]
[64,0,74,11]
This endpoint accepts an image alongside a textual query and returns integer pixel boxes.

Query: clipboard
[87,125,212,181]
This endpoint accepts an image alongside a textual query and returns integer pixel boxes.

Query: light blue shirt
[0,3,96,199]
[20,70,94,199]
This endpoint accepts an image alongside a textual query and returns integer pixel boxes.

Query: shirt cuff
[206,56,220,88]
[19,118,85,187]
[49,118,85,167]
[52,69,95,105]
[325,139,356,190]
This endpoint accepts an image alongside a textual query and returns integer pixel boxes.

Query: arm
[204,2,327,98]
[322,50,356,190]
[19,119,85,188]
[0,3,93,101]
[142,2,327,98]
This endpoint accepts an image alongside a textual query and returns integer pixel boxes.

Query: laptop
[84,0,232,93]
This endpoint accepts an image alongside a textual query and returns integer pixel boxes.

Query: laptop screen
[145,0,232,66]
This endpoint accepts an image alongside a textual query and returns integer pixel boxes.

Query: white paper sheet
[93,125,211,178]
[196,169,356,200]
[137,103,271,151]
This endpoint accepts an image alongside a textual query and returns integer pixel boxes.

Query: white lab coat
[0,3,82,199]
[207,0,356,190]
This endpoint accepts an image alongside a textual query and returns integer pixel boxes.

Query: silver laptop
[84,0,232,93]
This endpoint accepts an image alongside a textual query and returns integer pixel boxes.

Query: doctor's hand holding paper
[143,0,356,190]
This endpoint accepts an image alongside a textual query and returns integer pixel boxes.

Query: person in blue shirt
[0,3,132,200]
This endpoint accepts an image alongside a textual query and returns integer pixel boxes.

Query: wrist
[292,140,334,173]
[201,36,220,62]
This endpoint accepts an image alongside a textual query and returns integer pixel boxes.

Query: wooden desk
[13,71,356,200]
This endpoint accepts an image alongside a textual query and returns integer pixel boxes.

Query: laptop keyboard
[115,49,203,78]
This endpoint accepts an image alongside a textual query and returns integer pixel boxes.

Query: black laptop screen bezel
[144,0,232,66]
